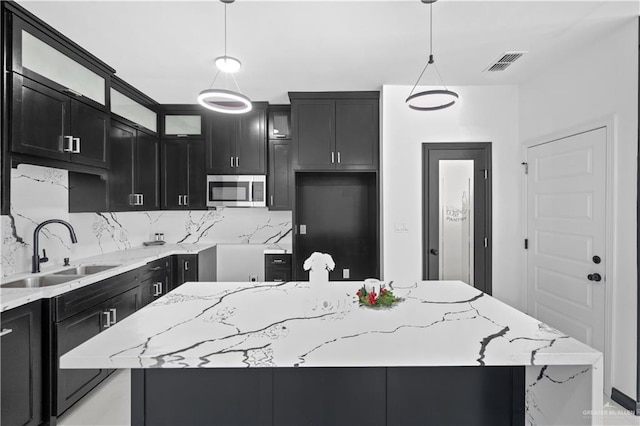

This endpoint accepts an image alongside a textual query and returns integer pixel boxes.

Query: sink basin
[53,265,120,275]
[1,274,84,288]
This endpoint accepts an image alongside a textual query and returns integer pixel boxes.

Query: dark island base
[131,366,525,426]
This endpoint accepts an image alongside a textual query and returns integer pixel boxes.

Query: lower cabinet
[174,255,198,287]
[1,300,43,426]
[139,257,172,308]
[54,272,139,416]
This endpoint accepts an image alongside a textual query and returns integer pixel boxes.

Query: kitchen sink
[53,265,120,275]
[1,274,84,288]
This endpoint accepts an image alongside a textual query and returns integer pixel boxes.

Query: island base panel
[131,367,524,426]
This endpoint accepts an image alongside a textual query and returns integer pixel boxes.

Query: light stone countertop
[60,280,601,370]
[0,243,216,312]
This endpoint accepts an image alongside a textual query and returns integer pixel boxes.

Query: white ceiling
[16,0,639,104]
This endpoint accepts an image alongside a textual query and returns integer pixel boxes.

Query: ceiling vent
[485,51,527,72]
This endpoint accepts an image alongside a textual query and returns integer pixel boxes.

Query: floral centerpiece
[304,252,335,285]
[357,282,402,308]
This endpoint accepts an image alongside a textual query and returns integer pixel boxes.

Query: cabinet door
[235,105,266,174]
[11,73,71,161]
[335,99,379,170]
[71,99,110,168]
[207,113,236,174]
[136,131,160,210]
[162,139,188,209]
[109,121,136,211]
[139,279,155,308]
[56,303,110,415]
[268,140,292,210]
[293,100,335,170]
[1,301,43,426]
[107,287,139,324]
[174,255,198,287]
[186,140,206,209]
[268,107,291,139]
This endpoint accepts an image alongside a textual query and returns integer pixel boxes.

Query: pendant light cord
[408,3,449,97]
[224,3,228,58]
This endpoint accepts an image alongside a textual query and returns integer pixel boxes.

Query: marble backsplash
[1,164,292,277]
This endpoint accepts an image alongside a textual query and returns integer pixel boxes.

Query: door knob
[592,256,601,264]
[430,249,439,256]
[587,273,602,282]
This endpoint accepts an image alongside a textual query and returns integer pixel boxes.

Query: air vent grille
[485,51,527,72]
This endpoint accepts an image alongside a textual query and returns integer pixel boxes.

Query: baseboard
[611,387,640,415]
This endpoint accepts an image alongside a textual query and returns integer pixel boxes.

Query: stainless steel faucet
[32,219,78,273]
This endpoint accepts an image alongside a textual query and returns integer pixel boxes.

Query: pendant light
[198,0,252,114]
[406,0,459,111]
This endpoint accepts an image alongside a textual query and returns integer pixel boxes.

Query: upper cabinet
[268,106,291,139]
[8,15,113,168]
[206,102,267,175]
[290,92,379,171]
[160,106,206,210]
[10,16,110,107]
[110,87,158,134]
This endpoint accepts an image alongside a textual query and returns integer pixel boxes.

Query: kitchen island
[61,280,602,425]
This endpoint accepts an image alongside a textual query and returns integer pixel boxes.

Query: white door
[527,127,606,355]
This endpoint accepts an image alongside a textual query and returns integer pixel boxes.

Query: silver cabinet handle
[109,308,117,325]
[236,157,239,168]
[73,137,81,153]
[159,282,163,295]
[184,261,189,271]
[178,195,182,206]
[103,311,111,328]
[0,328,13,337]
[63,136,74,152]
[230,157,234,168]
[337,152,341,164]
[140,194,144,206]
[129,194,136,206]
[270,195,274,206]
[184,195,188,206]
[331,152,335,164]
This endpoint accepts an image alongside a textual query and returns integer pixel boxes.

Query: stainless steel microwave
[206,175,266,208]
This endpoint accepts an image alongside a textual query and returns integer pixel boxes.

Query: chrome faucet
[32,219,78,273]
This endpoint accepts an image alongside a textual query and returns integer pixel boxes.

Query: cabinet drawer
[54,269,138,322]
[265,254,291,267]
[140,257,171,281]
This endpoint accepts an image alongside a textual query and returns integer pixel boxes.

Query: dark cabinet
[54,270,139,416]
[291,94,379,171]
[162,139,206,210]
[265,253,292,282]
[206,103,267,175]
[110,120,160,211]
[268,140,292,211]
[139,257,172,308]
[268,106,291,139]
[11,73,109,168]
[56,303,110,415]
[1,300,43,426]
[174,255,198,287]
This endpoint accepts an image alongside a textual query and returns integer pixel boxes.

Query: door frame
[522,118,615,396]
[422,142,492,294]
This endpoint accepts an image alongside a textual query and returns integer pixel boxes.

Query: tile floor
[59,369,640,426]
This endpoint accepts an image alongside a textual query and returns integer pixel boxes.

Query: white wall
[519,13,638,398]
[381,85,523,309]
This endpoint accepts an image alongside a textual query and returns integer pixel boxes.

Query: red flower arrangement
[357,284,401,308]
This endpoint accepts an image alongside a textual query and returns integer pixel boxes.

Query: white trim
[522,114,616,396]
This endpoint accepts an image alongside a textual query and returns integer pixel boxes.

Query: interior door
[423,144,491,294]
[295,173,377,281]
[526,127,606,355]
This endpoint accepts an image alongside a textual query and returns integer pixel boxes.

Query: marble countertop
[0,243,216,312]
[60,280,601,370]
